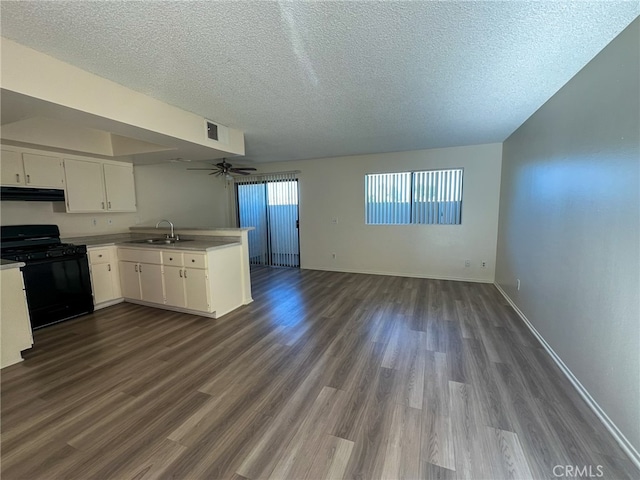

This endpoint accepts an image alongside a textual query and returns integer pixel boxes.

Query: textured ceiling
[1,1,638,163]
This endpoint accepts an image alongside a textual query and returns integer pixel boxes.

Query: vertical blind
[365,168,463,225]
[236,172,300,267]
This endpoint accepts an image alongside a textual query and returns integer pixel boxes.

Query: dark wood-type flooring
[2,267,638,479]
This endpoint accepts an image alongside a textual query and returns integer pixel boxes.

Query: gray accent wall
[496,18,640,454]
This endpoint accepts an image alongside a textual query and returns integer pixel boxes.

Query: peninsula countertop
[62,233,241,252]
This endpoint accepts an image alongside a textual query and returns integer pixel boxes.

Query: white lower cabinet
[116,246,240,317]
[184,268,209,312]
[163,262,210,311]
[88,247,122,308]
[119,261,142,300]
[119,261,164,304]
[1,267,33,368]
[139,263,164,304]
[164,266,186,308]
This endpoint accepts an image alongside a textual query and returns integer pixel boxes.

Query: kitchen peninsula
[63,227,253,319]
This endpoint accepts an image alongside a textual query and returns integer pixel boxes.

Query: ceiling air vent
[206,120,229,144]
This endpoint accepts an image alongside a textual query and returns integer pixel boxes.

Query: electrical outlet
[331,218,338,224]
[517,279,521,291]
[107,218,113,225]
[331,253,336,259]
[481,261,486,268]
[464,260,471,268]
[91,218,97,227]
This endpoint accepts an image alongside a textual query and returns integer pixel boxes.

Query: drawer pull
[191,259,195,263]
[169,257,173,261]
[98,254,103,258]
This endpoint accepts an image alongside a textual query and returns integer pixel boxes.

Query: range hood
[1,186,65,202]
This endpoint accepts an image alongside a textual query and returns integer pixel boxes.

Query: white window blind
[236,172,300,267]
[365,168,463,225]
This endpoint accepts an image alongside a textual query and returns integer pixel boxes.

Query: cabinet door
[64,158,106,212]
[119,261,141,300]
[184,268,210,312]
[1,268,33,368]
[1,149,25,186]
[139,263,164,304]
[164,266,186,308]
[22,153,64,188]
[104,163,136,212]
[91,263,115,305]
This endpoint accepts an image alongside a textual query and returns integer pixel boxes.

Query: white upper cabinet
[21,153,64,188]
[1,149,24,186]
[1,148,64,188]
[64,158,107,212]
[64,157,137,213]
[103,163,136,212]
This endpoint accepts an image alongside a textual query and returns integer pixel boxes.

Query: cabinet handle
[101,202,105,210]
[16,173,20,182]
[179,269,183,278]
[26,174,30,184]
[108,264,111,272]
[139,264,143,273]
[108,201,112,209]
[135,264,138,272]
[184,269,187,278]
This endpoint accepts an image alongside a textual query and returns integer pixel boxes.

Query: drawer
[183,253,207,269]
[118,248,163,265]
[163,251,184,266]
[89,248,111,264]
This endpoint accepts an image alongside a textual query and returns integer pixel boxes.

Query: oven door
[21,254,94,329]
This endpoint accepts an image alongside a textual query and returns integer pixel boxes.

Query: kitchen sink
[128,238,194,245]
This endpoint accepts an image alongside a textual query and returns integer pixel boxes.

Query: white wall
[1,148,231,237]
[496,19,639,457]
[238,143,502,282]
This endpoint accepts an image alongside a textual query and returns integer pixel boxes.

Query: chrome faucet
[155,219,177,240]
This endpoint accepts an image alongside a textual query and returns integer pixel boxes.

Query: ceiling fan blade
[230,168,257,174]
[187,168,218,170]
[231,167,257,171]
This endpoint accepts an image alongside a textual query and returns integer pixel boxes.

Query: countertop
[62,233,240,252]
[1,259,25,270]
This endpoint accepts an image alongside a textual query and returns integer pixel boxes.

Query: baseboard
[494,282,640,469]
[123,299,216,319]
[301,265,493,284]
[94,297,124,311]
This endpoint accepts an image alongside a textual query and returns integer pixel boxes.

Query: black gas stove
[1,225,94,329]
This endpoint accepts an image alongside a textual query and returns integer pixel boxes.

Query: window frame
[364,167,464,226]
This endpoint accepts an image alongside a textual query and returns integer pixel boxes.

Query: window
[365,168,463,225]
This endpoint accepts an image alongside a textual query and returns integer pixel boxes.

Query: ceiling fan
[187,159,257,176]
